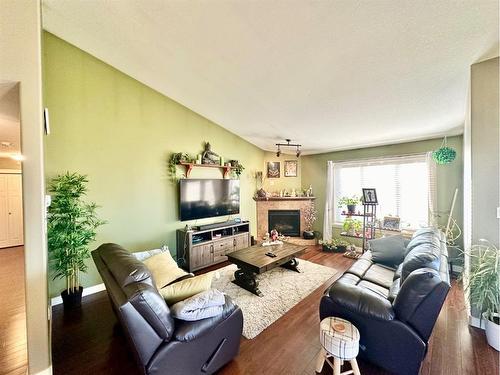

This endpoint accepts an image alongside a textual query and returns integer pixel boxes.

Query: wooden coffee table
[226,242,307,296]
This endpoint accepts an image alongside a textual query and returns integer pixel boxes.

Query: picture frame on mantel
[267,162,280,178]
[284,160,298,177]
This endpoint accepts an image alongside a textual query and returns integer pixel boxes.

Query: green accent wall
[43,32,265,297]
[301,136,464,259]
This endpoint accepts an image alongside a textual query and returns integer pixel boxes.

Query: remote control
[265,252,277,258]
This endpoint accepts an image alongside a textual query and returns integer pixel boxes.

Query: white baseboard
[469,314,486,330]
[51,283,106,306]
[33,365,52,375]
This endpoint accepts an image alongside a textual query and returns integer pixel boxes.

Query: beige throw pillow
[143,251,188,289]
[159,272,214,305]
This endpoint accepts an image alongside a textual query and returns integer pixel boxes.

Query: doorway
[0,81,27,375]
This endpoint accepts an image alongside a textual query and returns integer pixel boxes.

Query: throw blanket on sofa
[171,289,226,321]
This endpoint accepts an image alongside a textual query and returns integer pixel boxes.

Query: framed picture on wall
[382,216,401,231]
[284,160,298,177]
[267,162,280,178]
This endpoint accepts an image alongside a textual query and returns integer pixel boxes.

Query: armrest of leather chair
[325,280,395,321]
[173,295,240,342]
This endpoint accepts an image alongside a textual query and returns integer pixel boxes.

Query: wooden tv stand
[176,221,251,272]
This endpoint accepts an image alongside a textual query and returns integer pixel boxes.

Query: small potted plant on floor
[47,172,106,310]
[338,195,361,214]
[319,238,351,253]
[464,240,499,351]
[302,201,317,239]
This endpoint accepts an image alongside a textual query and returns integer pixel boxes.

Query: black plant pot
[335,245,347,253]
[322,245,334,252]
[347,205,356,214]
[61,286,83,310]
[303,230,315,239]
[322,245,347,253]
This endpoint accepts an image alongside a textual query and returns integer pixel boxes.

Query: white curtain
[323,161,335,240]
[426,151,438,227]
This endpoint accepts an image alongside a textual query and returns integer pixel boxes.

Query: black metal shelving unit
[340,202,378,252]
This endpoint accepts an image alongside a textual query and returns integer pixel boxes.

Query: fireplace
[268,209,301,237]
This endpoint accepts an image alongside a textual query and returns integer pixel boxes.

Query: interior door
[0,173,23,248]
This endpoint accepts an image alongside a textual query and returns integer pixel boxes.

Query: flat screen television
[179,179,240,221]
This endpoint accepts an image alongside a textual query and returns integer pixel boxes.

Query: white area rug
[211,260,337,339]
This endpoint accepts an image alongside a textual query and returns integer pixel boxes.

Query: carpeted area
[212,260,338,339]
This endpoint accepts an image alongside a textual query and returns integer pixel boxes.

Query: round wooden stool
[316,317,361,375]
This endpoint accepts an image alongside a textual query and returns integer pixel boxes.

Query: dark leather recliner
[92,243,243,375]
[319,229,451,374]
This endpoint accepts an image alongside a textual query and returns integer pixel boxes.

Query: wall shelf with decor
[178,162,235,178]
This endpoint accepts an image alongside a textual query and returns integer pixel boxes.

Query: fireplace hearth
[268,209,301,237]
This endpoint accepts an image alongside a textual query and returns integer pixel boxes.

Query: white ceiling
[42,1,499,154]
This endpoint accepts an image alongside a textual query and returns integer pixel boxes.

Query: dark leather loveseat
[320,228,451,374]
[92,243,243,375]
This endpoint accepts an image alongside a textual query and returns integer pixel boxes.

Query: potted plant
[303,201,317,239]
[463,240,499,351]
[342,218,363,236]
[319,238,351,253]
[338,195,361,214]
[47,172,106,310]
[168,152,193,181]
[232,161,245,178]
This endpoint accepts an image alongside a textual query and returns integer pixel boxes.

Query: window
[333,154,433,229]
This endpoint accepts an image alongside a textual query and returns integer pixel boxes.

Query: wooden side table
[316,317,361,375]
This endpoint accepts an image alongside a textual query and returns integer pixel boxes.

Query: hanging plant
[432,137,456,164]
[232,162,245,178]
[168,152,193,181]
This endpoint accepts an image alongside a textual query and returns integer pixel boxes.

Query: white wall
[463,56,500,325]
[470,57,500,246]
[0,1,51,374]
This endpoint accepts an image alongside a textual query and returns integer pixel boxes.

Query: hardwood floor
[51,246,499,375]
[0,246,27,375]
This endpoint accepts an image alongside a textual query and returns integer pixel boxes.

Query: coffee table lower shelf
[231,257,301,297]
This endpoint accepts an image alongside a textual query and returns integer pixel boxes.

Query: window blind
[333,154,432,229]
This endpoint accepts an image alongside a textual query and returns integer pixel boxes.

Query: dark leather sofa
[92,243,243,375]
[319,228,451,374]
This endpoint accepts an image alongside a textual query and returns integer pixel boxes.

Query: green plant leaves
[47,172,106,291]
[432,146,457,164]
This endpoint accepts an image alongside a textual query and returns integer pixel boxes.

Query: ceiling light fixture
[275,139,301,158]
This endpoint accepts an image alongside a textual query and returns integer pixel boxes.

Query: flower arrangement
[303,201,318,231]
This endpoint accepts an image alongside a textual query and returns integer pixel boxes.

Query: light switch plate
[497,207,500,219]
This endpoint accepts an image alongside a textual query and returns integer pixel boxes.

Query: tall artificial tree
[47,172,106,294]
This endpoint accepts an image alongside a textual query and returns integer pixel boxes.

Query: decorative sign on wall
[284,160,298,177]
[267,161,280,178]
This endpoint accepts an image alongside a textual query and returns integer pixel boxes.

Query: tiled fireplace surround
[254,197,317,245]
